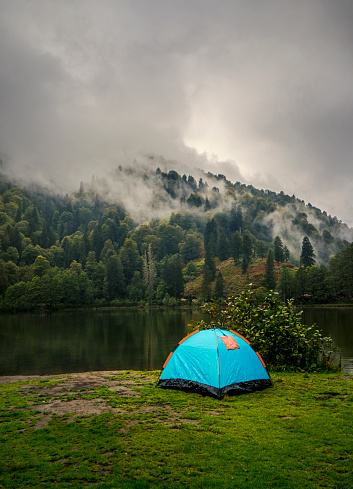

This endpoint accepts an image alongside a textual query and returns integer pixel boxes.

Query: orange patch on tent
[256,351,267,368]
[163,352,173,369]
[221,336,240,350]
[178,329,199,345]
[229,330,251,345]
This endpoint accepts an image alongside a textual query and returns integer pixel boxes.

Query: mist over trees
[0,165,352,311]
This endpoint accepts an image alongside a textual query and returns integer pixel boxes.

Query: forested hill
[75,164,352,264]
[0,165,352,310]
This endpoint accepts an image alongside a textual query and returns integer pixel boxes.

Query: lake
[0,309,202,376]
[302,307,353,374]
[0,307,352,376]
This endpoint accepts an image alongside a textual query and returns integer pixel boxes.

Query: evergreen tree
[201,265,213,301]
[119,238,143,283]
[295,266,307,297]
[100,239,116,264]
[26,206,41,234]
[255,240,266,259]
[204,197,211,212]
[229,205,243,232]
[0,260,9,294]
[300,235,315,267]
[241,256,250,274]
[61,236,72,268]
[214,271,224,299]
[10,227,23,256]
[104,255,125,301]
[128,271,145,302]
[273,236,284,263]
[161,254,184,298]
[39,223,50,249]
[204,218,218,255]
[242,231,253,264]
[217,232,231,261]
[15,205,22,223]
[328,243,353,298]
[204,244,216,281]
[306,265,329,302]
[90,224,104,259]
[276,266,295,302]
[1,224,11,251]
[85,251,98,281]
[171,254,184,299]
[264,250,276,290]
[231,231,243,263]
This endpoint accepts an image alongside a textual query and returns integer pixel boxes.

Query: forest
[0,165,352,311]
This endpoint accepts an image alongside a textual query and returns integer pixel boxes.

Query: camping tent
[158,328,271,399]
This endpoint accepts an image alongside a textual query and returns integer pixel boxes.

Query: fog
[1,1,353,225]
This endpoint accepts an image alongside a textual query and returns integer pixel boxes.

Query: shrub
[192,286,336,371]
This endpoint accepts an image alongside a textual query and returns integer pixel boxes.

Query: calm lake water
[0,309,202,376]
[302,307,353,374]
[0,307,352,376]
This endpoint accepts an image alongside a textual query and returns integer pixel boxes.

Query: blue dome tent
[158,328,271,399]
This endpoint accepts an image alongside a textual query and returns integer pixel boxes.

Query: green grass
[1,371,353,488]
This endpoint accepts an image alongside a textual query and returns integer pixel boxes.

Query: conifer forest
[1,166,353,311]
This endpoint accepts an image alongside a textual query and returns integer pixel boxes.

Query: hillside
[0,164,352,310]
[184,258,278,298]
[85,163,353,265]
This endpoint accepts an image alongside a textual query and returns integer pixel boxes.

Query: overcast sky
[1,1,353,225]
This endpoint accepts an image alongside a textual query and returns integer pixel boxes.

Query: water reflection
[302,308,353,374]
[1,307,352,375]
[0,309,203,375]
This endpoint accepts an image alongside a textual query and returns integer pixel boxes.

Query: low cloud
[0,1,352,225]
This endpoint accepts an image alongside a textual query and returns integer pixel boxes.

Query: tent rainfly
[158,328,271,399]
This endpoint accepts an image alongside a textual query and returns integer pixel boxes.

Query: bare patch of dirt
[34,398,120,417]
[2,371,147,428]
[2,371,201,430]
[0,375,44,383]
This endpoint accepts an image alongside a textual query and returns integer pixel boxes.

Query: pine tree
[241,256,250,274]
[229,205,243,232]
[273,236,284,263]
[217,232,231,261]
[264,250,276,290]
[300,236,315,268]
[232,231,243,263]
[204,218,218,255]
[204,244,216,281]
[201,265,213,301]
[242,231,253,264]
[214,271,224,299]
[204,197,211,212]
[170,254,184,298]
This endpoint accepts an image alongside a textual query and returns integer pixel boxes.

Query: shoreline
[0,369,132,384]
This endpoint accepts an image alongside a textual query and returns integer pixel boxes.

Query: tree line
[265,235,353,304]
[0,171,352,311]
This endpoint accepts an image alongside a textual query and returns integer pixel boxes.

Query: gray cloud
[0,1,352,225]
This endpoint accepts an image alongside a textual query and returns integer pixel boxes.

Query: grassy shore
[1,370,352,488]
